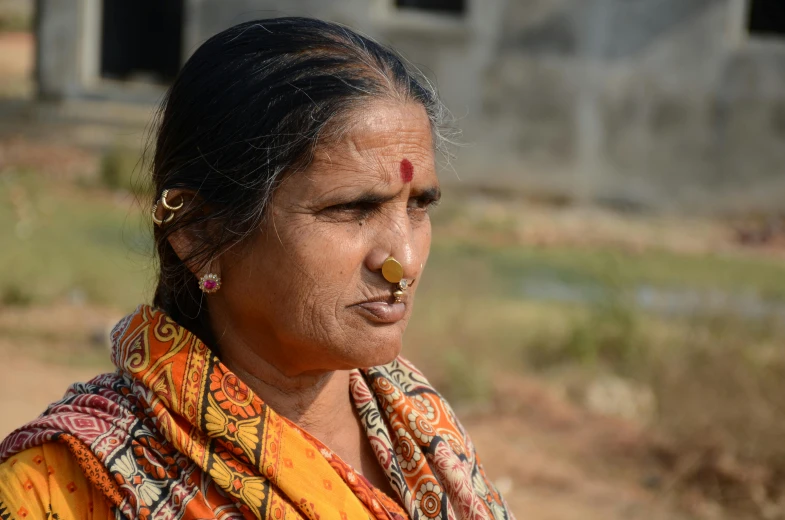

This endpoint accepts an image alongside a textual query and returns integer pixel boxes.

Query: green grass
[98,145,153,197]
[3,168,785,381]
[406,222,785,408]
[0,171,154,310]
[0,11,30,32]
[5,170,785,311]
[429,240,785,302]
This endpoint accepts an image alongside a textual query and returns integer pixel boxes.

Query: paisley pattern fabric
[0,305,512,519]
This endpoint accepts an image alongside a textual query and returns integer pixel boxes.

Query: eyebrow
[350,192,397,205]
[345,185,440,203]
[416,186,442,201]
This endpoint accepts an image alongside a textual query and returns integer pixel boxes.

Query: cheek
[270,219,368,289]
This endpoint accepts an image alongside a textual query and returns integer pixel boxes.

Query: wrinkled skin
[166,101,439,495]
[211,101,438,376]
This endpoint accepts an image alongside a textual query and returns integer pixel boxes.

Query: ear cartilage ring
[151,201,174,226]
[160,189,184,211]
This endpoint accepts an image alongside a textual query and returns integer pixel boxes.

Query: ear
[156,188,221,280]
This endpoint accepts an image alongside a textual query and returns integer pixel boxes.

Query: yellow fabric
[0,443,113,519]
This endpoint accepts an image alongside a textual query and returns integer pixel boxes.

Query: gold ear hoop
[160,189,184,211]
[151,201,175,227]
[152,202,163,226]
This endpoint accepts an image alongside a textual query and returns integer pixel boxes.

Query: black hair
[150,17,449,347]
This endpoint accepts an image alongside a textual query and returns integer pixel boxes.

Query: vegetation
[99,145,153,198]
[3,167,785,516]
[0,10,29,32]
[0,170,154,309]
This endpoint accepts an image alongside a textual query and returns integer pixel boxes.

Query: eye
[322,200,381,220]
[408,193,440,214]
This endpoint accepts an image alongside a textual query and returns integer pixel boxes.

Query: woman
[0,18,512,519]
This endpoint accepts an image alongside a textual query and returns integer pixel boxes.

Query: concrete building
[34,0,785,213]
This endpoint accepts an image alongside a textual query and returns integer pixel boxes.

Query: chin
[364,344,401,368]
[344,332,403,369]
[332,313,407,368]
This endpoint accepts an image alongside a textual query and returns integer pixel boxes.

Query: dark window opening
[100,0,184,84]
[747,0,785,38]
[395,0,466,15]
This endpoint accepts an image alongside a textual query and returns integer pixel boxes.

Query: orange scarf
[0,305,511,519]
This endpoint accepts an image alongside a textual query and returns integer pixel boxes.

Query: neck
[215,327,355,448]
[228,354,352,428]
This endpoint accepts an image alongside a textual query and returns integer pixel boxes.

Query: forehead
[309,101,435,181]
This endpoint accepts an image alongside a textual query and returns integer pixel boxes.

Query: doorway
[100,0,184,84]
[747,0,785,38]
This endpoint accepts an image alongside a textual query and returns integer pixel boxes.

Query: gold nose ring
[383,257,411,304]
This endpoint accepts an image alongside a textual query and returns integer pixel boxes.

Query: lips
[354,301,406,323]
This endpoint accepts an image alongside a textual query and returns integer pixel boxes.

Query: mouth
[351,295,406,324]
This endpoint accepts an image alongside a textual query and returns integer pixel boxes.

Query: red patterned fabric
[0,305,512,519]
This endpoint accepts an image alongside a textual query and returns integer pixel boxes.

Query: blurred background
[1,0,785,518]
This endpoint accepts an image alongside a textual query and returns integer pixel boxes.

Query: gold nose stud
[382,257,404,284]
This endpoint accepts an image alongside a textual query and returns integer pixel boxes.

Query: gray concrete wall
[36,0,85,99]
[33,0,785,213]
[471,0,785,212]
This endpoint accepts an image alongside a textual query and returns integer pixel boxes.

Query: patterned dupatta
[0,305,512,519]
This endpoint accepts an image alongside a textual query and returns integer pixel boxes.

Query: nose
[365,217,419,283]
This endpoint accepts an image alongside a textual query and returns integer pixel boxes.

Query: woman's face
[210,101,439,376]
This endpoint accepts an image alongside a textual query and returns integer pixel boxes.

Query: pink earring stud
[198,273,221,293]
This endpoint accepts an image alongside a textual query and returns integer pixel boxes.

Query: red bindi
[400,158,414,183]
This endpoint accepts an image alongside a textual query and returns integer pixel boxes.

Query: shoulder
[0,443,114,519]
